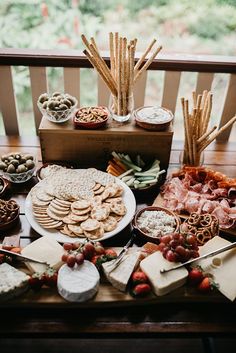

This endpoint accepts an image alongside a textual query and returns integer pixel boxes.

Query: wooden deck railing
[0,48,235,140]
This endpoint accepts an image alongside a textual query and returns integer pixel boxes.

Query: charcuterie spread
[1,33,236,309]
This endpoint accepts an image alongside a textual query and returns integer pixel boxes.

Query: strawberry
[43,268,58,288]
[132,283,151,297]
[28,275,44,291]
[188,266,204,286]
[131,271,148,286]
[197,277,218,293]
[104,248,117,258]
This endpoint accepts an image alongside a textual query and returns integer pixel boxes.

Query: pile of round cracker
[30,166,127,240]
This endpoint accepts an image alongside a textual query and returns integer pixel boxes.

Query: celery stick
[136,155,141,167]
[118,169,133,179]
[120,158,141,172]
[156,169,166,177]
[124,154,132,162]
[139,156,145,168]
[126,177,135,186]
[137,183,149,189]
[121,175,134,182]
[134,172,157,177]
[111,151,121,160]
[136,176,156,181]
[140,178,157,185]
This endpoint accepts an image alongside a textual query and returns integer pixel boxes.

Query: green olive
[1,155,8,161]
[7,164,16,173]
[17,165,27,173]
[38,93,49,103]
[11,159,19,167]
[0,162,7,170]
[25,159,35,169]
[62,99,72,108]
[24,154,34,160]
[42,101,48,109]
[52,91,61,97]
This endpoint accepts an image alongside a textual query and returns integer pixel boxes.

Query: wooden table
[1,136,236,340]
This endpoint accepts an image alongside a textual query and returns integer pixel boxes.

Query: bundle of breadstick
[181,90,236,166]
[81,33,162,116]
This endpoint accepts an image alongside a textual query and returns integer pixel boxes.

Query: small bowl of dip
[134,106,173,131]
[133,206,180,244]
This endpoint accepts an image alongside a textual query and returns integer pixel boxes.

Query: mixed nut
[38,92,77,111]
[0,199,19,224]
[74,106,108,123]
[0,152,35,174]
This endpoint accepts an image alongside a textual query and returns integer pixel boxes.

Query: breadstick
[122,37,127,115]
[134,45,162,83]
[109,32,115,81]
[115,32,119,82]
[197,125,217,145]
[117,37,122,115]
[134,38,156,75]
[199,115,236,152]
[83,49,116,96]
[90,37,98,51]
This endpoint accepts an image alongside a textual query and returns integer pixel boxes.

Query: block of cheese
[0,263,29,301]
[140,251,188,296]
[21,236,64,273]
[102,249,140,292]
[195,236,236,301]
[57,261,100,302]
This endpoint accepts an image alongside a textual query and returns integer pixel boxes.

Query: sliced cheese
[57,261,100,302]
[0,263,29,301]
[21,235,64,273]
[102,250,140,292]
[195,236,236,301]
[140,251,188,296]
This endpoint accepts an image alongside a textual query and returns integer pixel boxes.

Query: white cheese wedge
[102,250,141,292]
[140,251,188,296]
[195,236,236,302]
[21,236,64,274]
[57,261,100,302]
[0,263,29,301]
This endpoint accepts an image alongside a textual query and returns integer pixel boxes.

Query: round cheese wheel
[57,261,100,302]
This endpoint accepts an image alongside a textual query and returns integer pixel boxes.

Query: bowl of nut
[0,199,20,232]
[74,106,109,129]
[37,92,78,123]
[0,152,36,183]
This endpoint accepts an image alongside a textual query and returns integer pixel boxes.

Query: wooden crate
[39,117,173,171]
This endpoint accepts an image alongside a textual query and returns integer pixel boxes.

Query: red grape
[67,255,76,268]
[169,240,179,249]
[82,242,95,259]
[75,253,85,265]
[61,253,69,262]
[186,234,196,245]
[175,245,186,257]
[94,244,105,255]
[172,233,180,240]
[160,234,172,244]
[166,250,177,262]
[72,241,81,250]
[63,243,73,251]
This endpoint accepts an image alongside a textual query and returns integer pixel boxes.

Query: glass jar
[109,94,134,123]
[179,150,205,167]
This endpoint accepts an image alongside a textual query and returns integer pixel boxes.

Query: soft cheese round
[57,261,100,302]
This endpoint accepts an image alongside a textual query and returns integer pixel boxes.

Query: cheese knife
[160,241,236,274]
[0,248,49,265]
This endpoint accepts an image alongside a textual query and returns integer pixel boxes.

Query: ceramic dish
[0,177,10,197]
[133,206,180,244]
[134,106,173,131]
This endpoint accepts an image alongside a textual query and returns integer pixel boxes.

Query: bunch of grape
[62,241,103,268]
[158,232,199,263]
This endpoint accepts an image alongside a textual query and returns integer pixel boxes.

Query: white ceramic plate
[25,175,136,243]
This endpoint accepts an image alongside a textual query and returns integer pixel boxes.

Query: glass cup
[109,94,134,123]
[179,150,205,167]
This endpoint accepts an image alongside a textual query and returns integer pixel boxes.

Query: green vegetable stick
[118,168,133,179]
[121,158,142,172]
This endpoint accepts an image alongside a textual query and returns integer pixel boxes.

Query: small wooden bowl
[0,207,20,232]
[0,177,11,197]
[133,206,180,244]
[73,106,109,129]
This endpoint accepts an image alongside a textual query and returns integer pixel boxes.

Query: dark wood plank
[0,48,235,73]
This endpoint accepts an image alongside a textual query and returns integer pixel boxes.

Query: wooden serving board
[1,247,228,308]
[153,193,236,238]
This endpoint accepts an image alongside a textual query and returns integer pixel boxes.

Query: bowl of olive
[0,199,20,232]
[0,152,36,183]
[37,92,78,123]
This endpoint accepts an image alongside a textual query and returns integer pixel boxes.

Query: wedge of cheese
[140,251,188,296]
[195,236,236,301]
[102,249,140,292]
[21,236,64,273]
[0,263,29,301]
